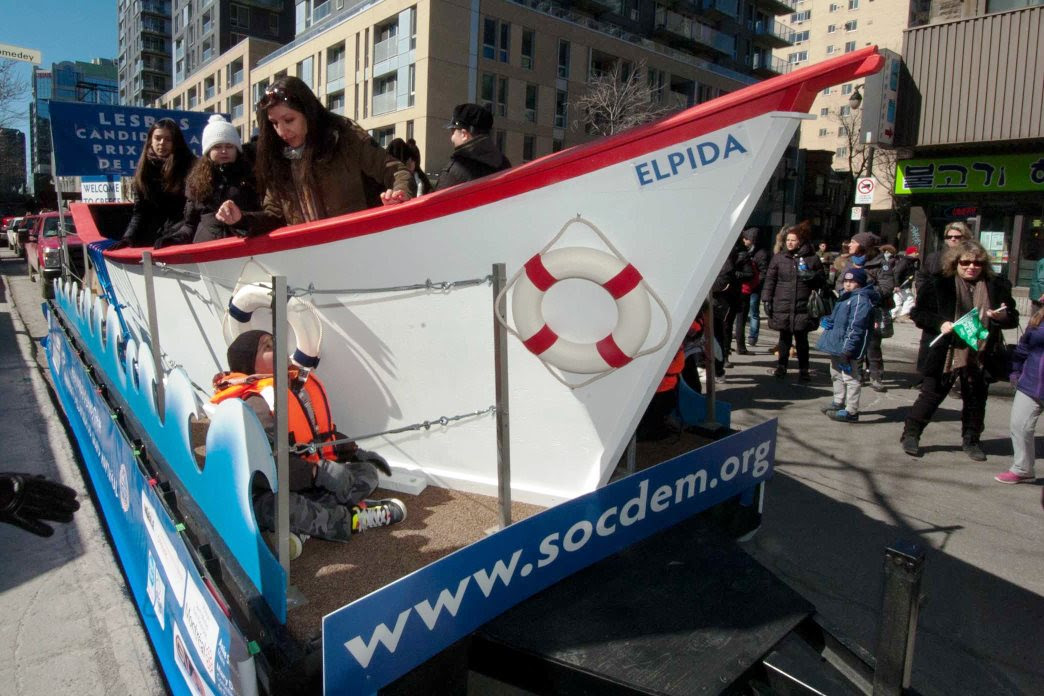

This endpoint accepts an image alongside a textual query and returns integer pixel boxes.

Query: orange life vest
[657,349,686,393]
[211,371,338,463]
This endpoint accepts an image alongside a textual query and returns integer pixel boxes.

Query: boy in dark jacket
[815,268,878,422]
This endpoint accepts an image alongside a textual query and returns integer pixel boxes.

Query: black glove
[354,449,392,477]
[763,302,773,316]
[0,473,80,537]
[332,438,359,462]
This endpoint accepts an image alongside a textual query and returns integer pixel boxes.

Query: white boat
[68,47,883,509]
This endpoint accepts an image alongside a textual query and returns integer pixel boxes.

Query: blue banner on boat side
[48,102,227,176]
[45,308,256,696]
[323,420,777,694]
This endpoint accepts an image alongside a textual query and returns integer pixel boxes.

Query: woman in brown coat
[217,76,412,234]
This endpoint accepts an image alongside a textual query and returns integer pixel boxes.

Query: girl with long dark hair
[114,118,195,248]
[216,76,411,233]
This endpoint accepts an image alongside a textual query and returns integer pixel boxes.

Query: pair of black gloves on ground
[0,473,80,537]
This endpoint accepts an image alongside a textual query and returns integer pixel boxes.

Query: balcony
[228,69,243,88]
[698,0,739,20]
[373,36,398,64]
[748,19,795,48]
[755,0,796,15]
[372,90,397,115]
[231,102,244,119]
[654,7,733,57]
[204,84,215,100]
[751,52,791,77]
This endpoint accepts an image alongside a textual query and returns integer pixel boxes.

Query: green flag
[951,309,989,349]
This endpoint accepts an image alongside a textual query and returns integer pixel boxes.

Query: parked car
[25,213,81,299]
[2,219,23,251]
[10,215,40,257]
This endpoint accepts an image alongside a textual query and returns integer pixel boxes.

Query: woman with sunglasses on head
[901,240,1018,460]
[113,118,196,249]
[216,76,411,235]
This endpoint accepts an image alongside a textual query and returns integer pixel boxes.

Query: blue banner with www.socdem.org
[322,420,776,694]
[49,102,227,176]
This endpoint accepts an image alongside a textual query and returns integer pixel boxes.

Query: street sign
[850,206,863,221]
[0,43,41,65]
[81,176,123,203]
[855,177,875,204]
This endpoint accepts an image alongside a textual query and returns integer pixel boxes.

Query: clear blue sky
[2,1,118,144]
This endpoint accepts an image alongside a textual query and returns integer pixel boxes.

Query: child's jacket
[815,284,879,360]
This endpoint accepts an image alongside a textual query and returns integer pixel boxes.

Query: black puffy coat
[912,273,1018,377]
[762,241,825,332]
[122,156,193,247]
[159,159,261,247]
[434,135,511,191]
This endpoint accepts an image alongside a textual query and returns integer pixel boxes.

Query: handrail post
[141,252,165,422]
[701,300,719,430]
[272,276,291,575]
[873,541,925,695]
[492,263,512,529]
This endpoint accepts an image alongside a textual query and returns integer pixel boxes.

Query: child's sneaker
[352,498,407,532]
[827,409,859,423]
[820,402,843,415]
[994,471,1034,484]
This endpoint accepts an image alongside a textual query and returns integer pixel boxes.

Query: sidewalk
[0,253,163,695]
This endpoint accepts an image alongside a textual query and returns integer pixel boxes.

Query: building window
[791,10,811,22]
[841,83,854,95]
[818,128,829,136]
[230,4,249,30]
[848,0,859,8]
[482,18,510,62]
[838,125,848,136]
[373,73,397,114]
[525,83,537,123]
[521,29,535,70]
[822,87,832,95]
[552,138,563,152]
[327,43,345,83]
[840,105,851,116]
[480,73,495,112]
[523,134,535,162]
[826,45,837,55]
[554,89,568,128]
[201,39,213,63]
[328,91,345,115]
[829,3,840,11]
[836,146,848,157]
[788,51,808,64]
[497,76,508,117]
[827,24,837,33]
[298,56,314,90]
[820,107,829,116]
[794,30,810,43]
[845,20,858,31]
[373,126,394,147]
[406,120,414,140]
[558,40,570,79]
[844,41,857,52]
[408,64,416,107]
[375,17,398,63]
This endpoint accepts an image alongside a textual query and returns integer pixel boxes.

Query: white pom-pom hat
[201,114,242,155]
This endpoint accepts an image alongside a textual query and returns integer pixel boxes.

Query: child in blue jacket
[815,268,878,422]
[997,306,1044,484]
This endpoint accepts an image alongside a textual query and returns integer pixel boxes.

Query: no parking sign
[855,177,875,204]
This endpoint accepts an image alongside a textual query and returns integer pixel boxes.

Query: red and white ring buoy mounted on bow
[223,284,323,369]
[512,248,652,374]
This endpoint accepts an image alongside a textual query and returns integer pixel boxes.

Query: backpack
[740,257,760,295]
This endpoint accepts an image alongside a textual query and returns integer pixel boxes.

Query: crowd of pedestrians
[644,220,1039,488]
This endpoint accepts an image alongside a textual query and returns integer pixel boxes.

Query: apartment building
[118,0,175,105]
[156,0,795,174]
[171,1,296,86]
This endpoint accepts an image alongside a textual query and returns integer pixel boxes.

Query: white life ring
[225,284,323,369]
[512,247,651,374]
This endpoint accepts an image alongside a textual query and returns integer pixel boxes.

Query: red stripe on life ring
[524,254,558,292]
[596,335,633,368]
[603,264,642,299]
[522,324,558,356]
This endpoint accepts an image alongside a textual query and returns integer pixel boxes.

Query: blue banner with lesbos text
[49,102,227,177]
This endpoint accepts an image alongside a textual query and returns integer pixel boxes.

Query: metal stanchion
[272,276,292,574]
[141,252,165,422]
[492,263,512,529]
[872,541,925,695]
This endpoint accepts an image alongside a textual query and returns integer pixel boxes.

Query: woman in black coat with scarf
[113,118,195,248]
[901,240,1018,460]
[761,221,825,382]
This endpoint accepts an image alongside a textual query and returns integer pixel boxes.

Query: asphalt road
[1,241,1041,695]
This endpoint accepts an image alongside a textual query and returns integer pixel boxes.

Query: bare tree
[0,60,29,130]
[571,60,672,137]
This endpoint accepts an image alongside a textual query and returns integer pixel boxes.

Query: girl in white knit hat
[155,114,261,247]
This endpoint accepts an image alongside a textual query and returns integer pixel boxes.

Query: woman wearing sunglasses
[216,76,412,234]
[901,240,1017,459]
[113,118,196,248]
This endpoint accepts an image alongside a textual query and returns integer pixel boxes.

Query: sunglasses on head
[256,86,289,110]
[958,259,985,267]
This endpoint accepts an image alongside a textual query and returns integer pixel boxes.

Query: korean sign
[49,102,226,177]
[896,153,1044,195]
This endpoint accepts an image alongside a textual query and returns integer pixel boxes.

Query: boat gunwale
[73,47,883,266]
